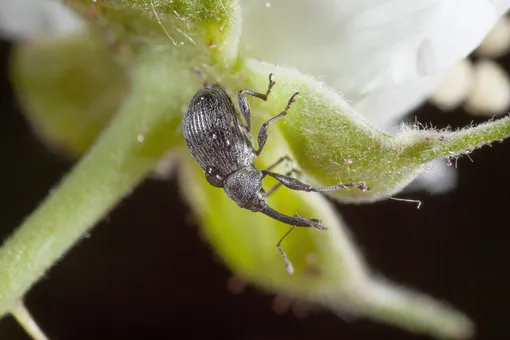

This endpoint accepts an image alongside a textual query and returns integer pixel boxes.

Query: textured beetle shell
[223,166,264,210]
[183,85,256,179]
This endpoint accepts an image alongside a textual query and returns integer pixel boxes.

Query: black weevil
[183,73,368,274]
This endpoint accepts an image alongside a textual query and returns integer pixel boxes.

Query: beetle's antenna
[276,226,297,275]
[259,206,326,275]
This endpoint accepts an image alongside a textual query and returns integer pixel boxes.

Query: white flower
[241,0,509,194]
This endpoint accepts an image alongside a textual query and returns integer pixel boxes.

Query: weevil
[183,73,368,274]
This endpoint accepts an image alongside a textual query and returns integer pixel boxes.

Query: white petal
[0,0,83,40]
[242,0,508,194]
[242,0,509,119]
[354,75,440,133]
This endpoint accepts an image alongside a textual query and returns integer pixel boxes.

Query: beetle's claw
[294,215,327,231]
[269,73,275,83]
[358,182,369,191]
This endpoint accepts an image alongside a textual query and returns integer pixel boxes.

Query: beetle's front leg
[238,73,275,131]
[266,169,301,197]
[264,156,299,197]
[255,92,299,156]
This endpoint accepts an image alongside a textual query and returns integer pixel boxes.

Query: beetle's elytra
[183,73,368,274]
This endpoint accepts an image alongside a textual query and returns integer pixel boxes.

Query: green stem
[10,302,49,340]
[400,116,510,163]
[0,51,197,316]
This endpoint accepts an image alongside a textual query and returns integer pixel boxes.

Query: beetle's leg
[276,225,297,274]
[265,155,292,172]
[260,205,326,274]
[255,92,299,156]
[265,155,296,196]
[238,73,276,131]
[266,169,301,197]
[262,170,369,192]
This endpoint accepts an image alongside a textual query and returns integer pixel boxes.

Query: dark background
[0,38,509,340]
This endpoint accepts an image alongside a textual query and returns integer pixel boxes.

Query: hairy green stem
[399,116,510,163]
[0,51,197,316]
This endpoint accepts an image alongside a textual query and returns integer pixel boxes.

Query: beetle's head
[223,166,266,212]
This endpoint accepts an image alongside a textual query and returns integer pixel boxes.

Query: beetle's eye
[205,166,224,187]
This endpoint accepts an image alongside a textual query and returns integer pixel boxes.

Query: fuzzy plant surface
[0,0,509,339]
